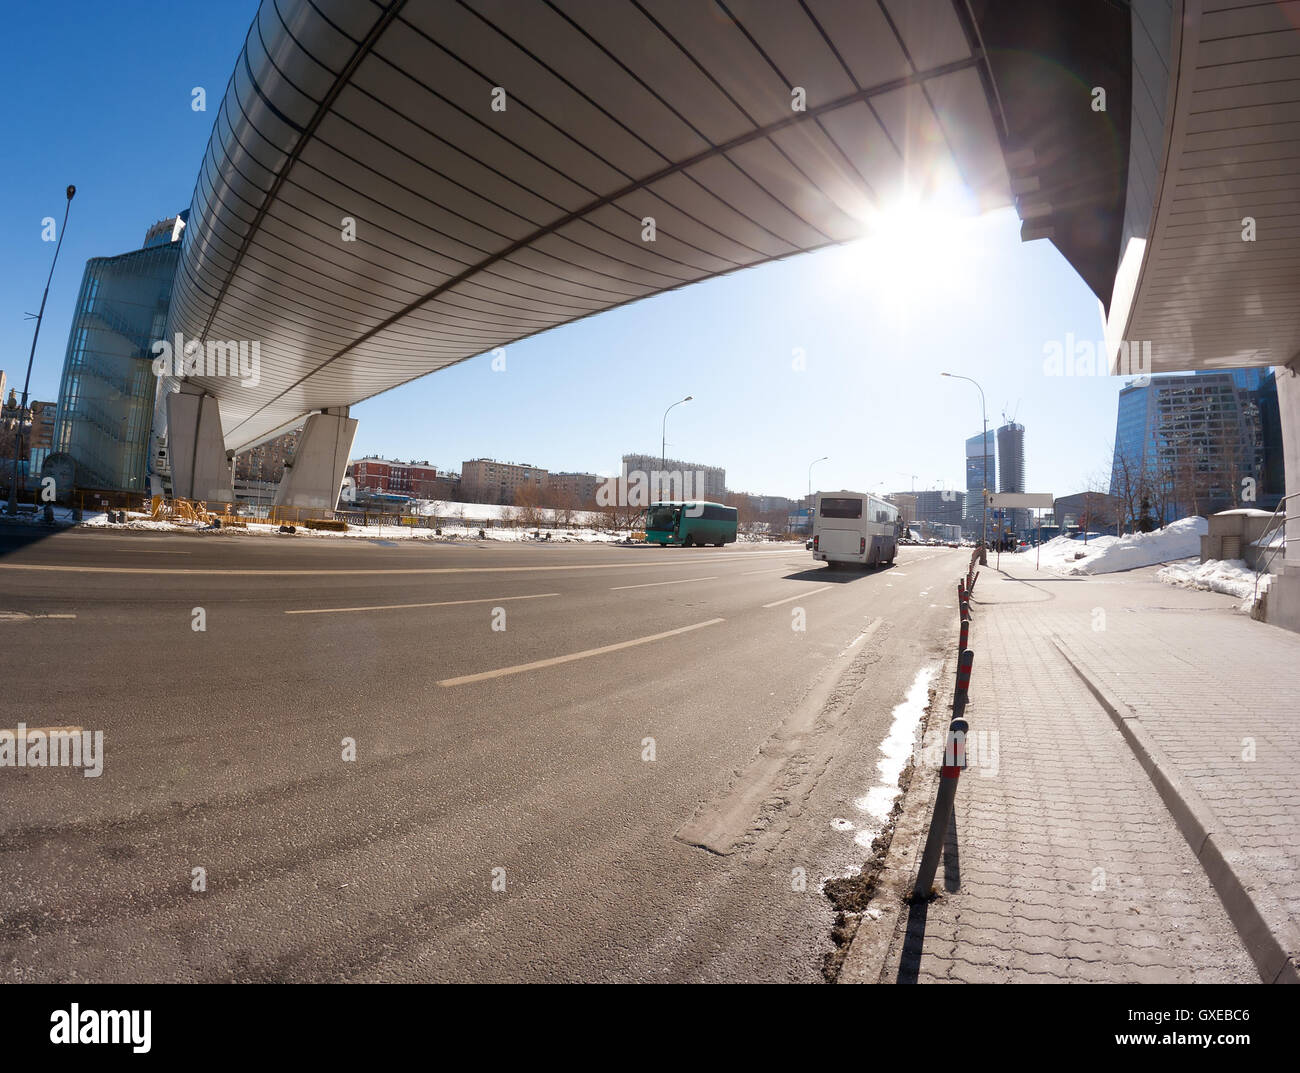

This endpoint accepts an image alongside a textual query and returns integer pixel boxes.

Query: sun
[832,190,982,301]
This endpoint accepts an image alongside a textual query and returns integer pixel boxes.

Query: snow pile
[1037,516,1207,575]
[1157,557,1270,611]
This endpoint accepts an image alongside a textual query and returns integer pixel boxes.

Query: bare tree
[554,489,578,529]
[514,483,544,529]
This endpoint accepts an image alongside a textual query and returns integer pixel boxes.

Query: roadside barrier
[912,651,975,899]
[914,556,982,898]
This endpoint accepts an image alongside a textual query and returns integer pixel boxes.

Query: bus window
[820,497,862,519]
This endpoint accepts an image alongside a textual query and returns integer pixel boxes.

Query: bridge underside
[164,0,1017,488]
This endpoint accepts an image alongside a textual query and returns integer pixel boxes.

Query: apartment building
[461,458,546,504]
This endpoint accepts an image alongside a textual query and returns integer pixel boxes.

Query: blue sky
[3,0,1127,502]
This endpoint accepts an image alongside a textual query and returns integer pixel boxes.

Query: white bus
[811,490,899,568]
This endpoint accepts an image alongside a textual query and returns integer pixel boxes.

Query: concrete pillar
[1265,361,1300,631]
[165,383,234,504]
[274,407,357,511]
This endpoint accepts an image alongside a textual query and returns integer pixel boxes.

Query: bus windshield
[647,505,680,531]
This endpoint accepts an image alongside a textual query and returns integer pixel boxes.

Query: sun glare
[834,190,982,302]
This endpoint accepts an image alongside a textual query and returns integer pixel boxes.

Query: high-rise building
[51,215,186,491]
[996,422,1029,535]
[964,431,995,537]
[1109,370,1281,525]
[620,453,726,501]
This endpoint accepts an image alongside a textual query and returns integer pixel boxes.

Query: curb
[1053,637,1300,985]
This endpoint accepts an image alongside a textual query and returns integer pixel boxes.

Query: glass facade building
[52,223,183,491]
[1109,369,1281,523]
[964,431,995,536]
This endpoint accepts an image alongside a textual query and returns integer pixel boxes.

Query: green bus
[644,501,738,546]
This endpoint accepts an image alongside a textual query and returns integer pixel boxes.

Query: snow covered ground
[30,506,786,546]
[1157,557,1271,612]
[1034,516,1208,576]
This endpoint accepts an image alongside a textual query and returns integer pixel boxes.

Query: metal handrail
[1253,490,1300,603]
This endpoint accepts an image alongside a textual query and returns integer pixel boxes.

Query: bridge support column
[274,407,357,511]
[166,383,234,504]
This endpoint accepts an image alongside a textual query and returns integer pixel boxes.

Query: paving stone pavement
[881,554,1298,983]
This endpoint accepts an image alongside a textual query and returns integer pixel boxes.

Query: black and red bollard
[954,647,974,704]
[913,713,970,899]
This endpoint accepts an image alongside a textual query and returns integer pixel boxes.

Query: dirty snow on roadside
[846,663,939,849]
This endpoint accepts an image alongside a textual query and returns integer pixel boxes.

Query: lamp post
[8,185,75,515]
[941,372,988,551]
[807,456,828,531]
[661,395,692,500]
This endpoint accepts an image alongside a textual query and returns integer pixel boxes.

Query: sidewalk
[845,554,1300,984]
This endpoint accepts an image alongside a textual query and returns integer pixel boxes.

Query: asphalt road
[0,527,964,982]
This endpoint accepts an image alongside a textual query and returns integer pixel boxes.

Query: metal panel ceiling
[168,0,1010,452]
[1110,0,1300,373]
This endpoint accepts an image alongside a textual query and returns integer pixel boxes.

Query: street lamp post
[661,395,692,500]
[8,185,75,515]
[941,372,988,552]
[807,456,828,531]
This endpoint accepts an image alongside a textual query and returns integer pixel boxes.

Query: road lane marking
[741,567,792,575]
[437,618,726,687]
[0,553,789,577]
[284,593,560,615]
[610,576,717,590]
[762,586,833,609]
[0,612,76,621]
